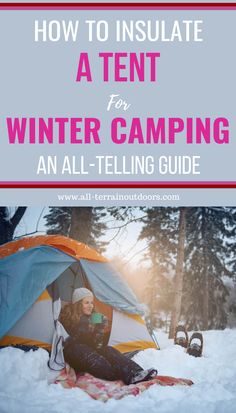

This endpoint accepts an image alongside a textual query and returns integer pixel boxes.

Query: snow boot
[130,368,158,384]
[174,325,189,348]
[187,332,203,357]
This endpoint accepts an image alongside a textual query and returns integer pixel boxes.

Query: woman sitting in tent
[59,288,157,385]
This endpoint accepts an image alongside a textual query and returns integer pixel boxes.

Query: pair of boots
[174,325,203,357]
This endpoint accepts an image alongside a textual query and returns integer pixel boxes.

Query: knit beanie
[72,287,94,304]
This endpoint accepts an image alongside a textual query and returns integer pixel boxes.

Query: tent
[0,235,158,368]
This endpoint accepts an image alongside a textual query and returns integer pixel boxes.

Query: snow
[1,329,236,413]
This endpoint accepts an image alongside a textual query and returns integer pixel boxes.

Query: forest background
[1,206,236,337]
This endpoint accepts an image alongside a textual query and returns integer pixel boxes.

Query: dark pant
[63,338,142,385]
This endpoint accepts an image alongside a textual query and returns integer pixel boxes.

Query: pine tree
[169,207,186,338]
[44,207,107,252]
[139,207,233,331]
[69,207,107,252]
[139,207,178,328]
[44,207,71,236]
[225,207,236,324]
[182,207,232,330]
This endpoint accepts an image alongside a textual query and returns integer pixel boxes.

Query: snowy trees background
[139,207,236,332]
[1,205,236,332]
[44,207,108,252]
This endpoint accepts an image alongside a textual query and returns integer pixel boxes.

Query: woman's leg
[63,338,117,381]
[97,346,143,384]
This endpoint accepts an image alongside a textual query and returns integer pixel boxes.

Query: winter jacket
[65,314,107,349]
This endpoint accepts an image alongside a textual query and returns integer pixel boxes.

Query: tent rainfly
[0,235,158,369]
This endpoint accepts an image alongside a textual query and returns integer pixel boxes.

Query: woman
[60,287,157,385]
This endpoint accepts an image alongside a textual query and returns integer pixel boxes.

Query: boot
[130,368,158,384]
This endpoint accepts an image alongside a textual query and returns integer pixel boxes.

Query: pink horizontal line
[1,2,236,10]
[1,6,236,9]
[1,181,236,189]
[0,3,236,10]
[1,181,236,184]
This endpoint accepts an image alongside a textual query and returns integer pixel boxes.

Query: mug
[91,312,103,324]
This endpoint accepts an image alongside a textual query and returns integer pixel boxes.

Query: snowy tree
[44,207,107,252]
[139,207,234,332]
[139,207,178,329]
[169,207,186,338]
[182,207,232,330]
[225,208,236,324]
[44,207,71,236]
[0,207,27,245]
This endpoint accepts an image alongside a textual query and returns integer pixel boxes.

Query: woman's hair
[59,301,83,331]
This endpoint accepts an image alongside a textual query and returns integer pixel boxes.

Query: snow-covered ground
[0,329,236,413]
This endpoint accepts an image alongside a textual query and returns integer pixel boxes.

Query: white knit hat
[72,288,93,304]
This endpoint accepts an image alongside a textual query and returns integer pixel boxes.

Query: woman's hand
[93,315,108,349]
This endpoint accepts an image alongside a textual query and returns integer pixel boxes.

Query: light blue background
[0,7,235,182]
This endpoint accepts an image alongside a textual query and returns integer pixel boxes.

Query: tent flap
[0,246,75,338]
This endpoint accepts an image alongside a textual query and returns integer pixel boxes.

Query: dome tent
[0,235,158,368]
